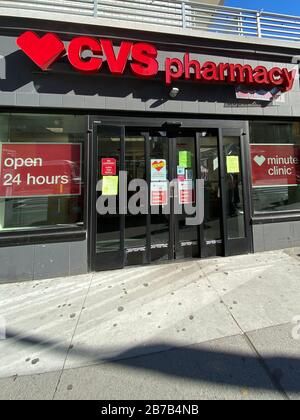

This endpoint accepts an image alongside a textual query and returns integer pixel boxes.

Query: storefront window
[0,113,85,231]
[250,122,300,214]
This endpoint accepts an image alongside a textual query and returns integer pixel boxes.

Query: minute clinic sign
[16,31,296,92]
[251,144,300,187]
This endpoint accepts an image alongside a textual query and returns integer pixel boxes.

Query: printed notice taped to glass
[179,180,194,205]
[179,151,192,168]
[102,176,119,196]
[226,156,240,174]
[151,181,168,206]
[151,159,167,181]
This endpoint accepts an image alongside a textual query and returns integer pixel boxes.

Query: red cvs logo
[16,31,65,70]
[16,31,159,78]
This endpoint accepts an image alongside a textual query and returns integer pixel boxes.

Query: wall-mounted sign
[151,159,167,181]
[151,182,168,206]
[251,144,300,187]
[16,31,297,93]
[235,85,286,102]
[0,143,81,198]
[101,158,117,176]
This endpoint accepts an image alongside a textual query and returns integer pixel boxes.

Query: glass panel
[224,136,246,239]
[0,113,85,231]
[176,136,198,247]
[250,121,300,213]
[200,135,222,246]
[149,133,169,256]
[125,131,147,249]
[96,126,121,252]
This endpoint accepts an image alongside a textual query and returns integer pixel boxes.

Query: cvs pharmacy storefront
[0,17,300,281]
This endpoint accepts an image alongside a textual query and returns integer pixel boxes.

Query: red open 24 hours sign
[0,143,82,198]
[251,144,300,187]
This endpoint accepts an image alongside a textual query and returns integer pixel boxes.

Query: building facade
[0,0,300,282]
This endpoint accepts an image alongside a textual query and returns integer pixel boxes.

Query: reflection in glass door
[198,129,251,258]
[198,131,223,257]
[93,125,125,270]
[125,131,147,264]
[222,129,251,256]
[175,134,199,259]
[125,129,200,265]
[149,132,171,262]
[224,136,246,240]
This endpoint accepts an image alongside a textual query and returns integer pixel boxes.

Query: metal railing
[1,0,300,43]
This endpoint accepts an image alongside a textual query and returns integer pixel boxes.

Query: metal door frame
[220,127,253,256]
[89,119,126,271]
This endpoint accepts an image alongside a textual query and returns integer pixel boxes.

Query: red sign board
[101,158,117,176]
[251,144,300,187]
[0,143,82,198]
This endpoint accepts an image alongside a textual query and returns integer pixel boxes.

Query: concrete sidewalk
[0,249,300,400]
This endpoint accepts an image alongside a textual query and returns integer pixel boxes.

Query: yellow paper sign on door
[179,151,192,168]
[226,156,240,174]
[102,176,119,196]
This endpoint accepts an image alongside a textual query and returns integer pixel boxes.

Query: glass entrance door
[92,125,125,270]
[174,133,199,260]
[198,130,223,258]
[125,128,199,266]
[198,128,252,258]
[91,121,252,271]
[221,128,252,256]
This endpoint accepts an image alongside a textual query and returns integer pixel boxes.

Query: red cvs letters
[67,37,159,77]
[16,31,296,92]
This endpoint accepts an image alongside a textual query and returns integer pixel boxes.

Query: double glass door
[91,122,251,271]
[146,129,199,263]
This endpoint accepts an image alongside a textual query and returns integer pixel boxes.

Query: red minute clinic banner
[0,143,82,198]
[251,144,300,187]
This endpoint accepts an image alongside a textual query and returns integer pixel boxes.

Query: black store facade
[1,15,300,282]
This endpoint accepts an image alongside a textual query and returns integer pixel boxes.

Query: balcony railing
[1,0,300,43]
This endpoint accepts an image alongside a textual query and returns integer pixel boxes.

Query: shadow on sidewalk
[4,328,300,395]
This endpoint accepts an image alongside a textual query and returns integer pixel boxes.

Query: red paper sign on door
[251,144,300,187]
[101,158,117,176]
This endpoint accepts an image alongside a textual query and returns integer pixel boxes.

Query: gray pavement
[0,249,300,400]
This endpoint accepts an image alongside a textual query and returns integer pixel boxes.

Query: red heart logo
[152,161,165,172]
[16,31,65,70]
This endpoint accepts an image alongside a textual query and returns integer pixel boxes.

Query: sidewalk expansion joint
[202,267,290,401]
[52,273,95,400]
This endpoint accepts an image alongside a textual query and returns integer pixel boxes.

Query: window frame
[248,119,300,222]
[0,109,89,247]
